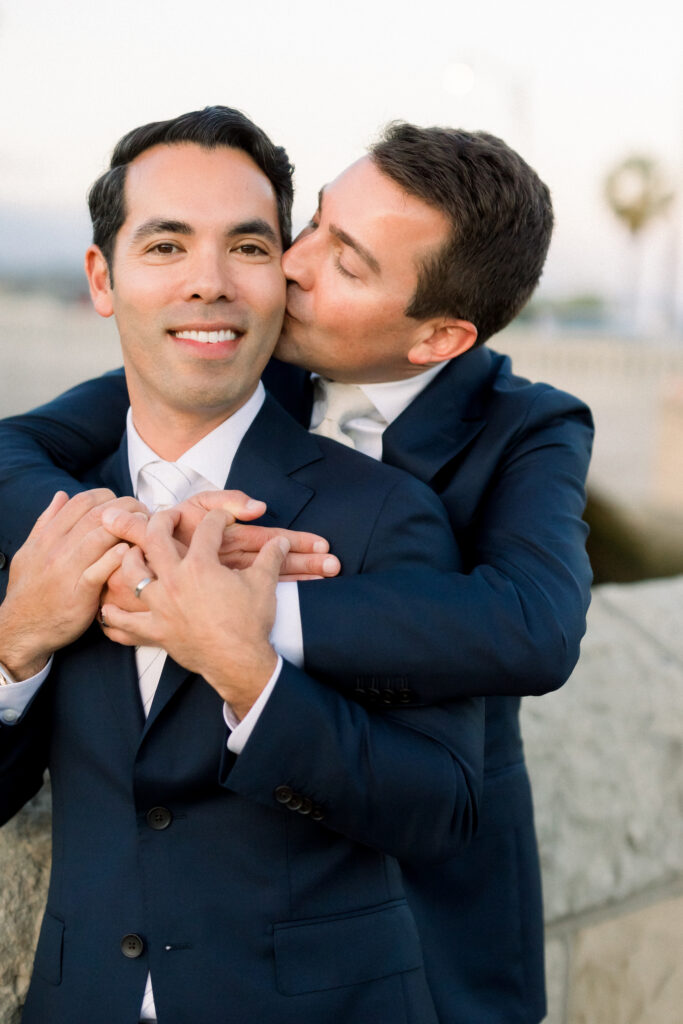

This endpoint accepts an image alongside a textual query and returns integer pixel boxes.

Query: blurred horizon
[1,0,682,335]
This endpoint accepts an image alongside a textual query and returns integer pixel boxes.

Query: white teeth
[172,329,238,344]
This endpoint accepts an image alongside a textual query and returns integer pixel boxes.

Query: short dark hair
[89,105,294,275]
[369,122,553,344]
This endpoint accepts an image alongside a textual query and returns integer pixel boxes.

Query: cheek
[252,269,287,322]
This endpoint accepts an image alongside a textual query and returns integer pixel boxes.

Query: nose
[185,247,236,303]
[282,232,315,290]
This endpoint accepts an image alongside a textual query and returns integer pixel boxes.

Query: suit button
[367,687,380,703]
[121,933,144,958]
[298,797,313,815]
[381,688,395,704]
[146,806,172,830]
[274,785,293,805]
[311,806,325,821]
[398,689,413,704]
[0,552,6,570]
[287,793,303,811]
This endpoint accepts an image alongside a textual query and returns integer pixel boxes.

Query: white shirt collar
[126,382,266,495]
[357,362,448,426]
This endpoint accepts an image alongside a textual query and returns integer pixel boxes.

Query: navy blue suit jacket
[263,350,593,1024]
[0,346,593,1023]
[0,396,483,1024]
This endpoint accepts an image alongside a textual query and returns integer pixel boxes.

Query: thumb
[251,536,291,583]
[101,507,150,546]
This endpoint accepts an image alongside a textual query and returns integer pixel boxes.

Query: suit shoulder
[487,347,592,421]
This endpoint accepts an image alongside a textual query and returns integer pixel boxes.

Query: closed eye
[334,258,357,280]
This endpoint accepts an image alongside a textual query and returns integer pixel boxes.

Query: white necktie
[135,461,199,718]
[311,378,384,454]
[136,460,201,1023]
[137,459,199,513]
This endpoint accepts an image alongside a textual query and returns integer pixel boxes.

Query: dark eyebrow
[318,186,381,276]
[132,219,193,244]
[227,219,280,248]
[131,218,280,248]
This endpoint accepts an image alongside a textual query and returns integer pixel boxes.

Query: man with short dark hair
[0,116,592,1024]
[0,107,484,1024]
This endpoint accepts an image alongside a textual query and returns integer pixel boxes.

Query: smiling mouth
[170,329,241,345]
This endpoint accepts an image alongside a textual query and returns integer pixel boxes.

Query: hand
[0,490,134,679]
[100,509,290,719]
[101,489,340,581]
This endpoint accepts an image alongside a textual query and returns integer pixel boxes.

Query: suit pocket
[33,910,64,986]
[274,899,423,996]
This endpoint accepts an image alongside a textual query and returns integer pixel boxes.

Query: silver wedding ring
[134,576,156,600]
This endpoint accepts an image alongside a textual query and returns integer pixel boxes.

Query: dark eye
[236,243,267,256]
[150,242,179,255]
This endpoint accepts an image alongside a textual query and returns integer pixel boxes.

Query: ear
[85,245,114,318]
[407,319,477,367]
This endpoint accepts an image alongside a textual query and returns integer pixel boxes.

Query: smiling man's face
[86,142,285,453]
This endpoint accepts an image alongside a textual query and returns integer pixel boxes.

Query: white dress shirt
[125,384,302,750]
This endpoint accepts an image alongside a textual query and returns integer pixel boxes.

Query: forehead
[323,156,449,264]
[121,143,279,230]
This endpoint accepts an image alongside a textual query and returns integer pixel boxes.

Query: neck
[123,363,261,459]
[128,394,255,461]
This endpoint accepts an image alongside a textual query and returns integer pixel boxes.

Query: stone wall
[1,577,682,1023]
[523,577,683,1024]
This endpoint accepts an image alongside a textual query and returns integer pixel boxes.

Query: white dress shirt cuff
[224,654,283,754]
[0,656,53,725]
[270,582,304,668]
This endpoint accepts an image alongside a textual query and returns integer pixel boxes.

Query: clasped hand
[0,490,140,680]
[100,507,290,719]
[98,489,340,614]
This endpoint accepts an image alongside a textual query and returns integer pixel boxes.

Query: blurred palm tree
[604,155,676,329]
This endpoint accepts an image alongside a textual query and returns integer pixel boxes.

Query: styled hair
[369,122,553,344]
[88,105,294,274]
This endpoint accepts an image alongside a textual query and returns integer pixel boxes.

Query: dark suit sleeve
[0,370,128,555]
[223,475,484,864]
[297,388,593,700]
[0,373,128,817]
[0,683,51,825]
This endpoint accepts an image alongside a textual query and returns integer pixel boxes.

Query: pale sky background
[1,0,682,321]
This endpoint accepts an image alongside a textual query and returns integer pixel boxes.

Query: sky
[1,0,682,320]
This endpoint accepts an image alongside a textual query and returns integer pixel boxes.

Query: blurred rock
[0,785,51,1022]
[523,578,683,921]
[568,897,683,1024]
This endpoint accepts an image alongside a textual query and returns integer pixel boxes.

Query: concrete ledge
[522,577,683,1022]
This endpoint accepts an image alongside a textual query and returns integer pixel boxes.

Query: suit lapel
[226,394,323,529]
[87,433,134,494]
[142,395,325,735]
[381,346,493,482]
